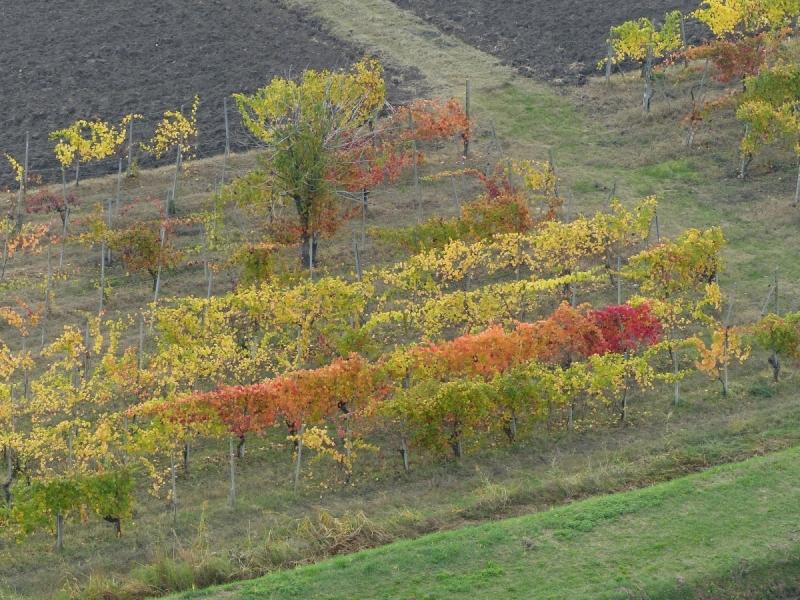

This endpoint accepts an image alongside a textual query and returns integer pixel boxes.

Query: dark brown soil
[0,0,423,187]
[390,0,708,84]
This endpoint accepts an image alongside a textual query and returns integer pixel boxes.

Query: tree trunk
[182,440,190,474]
[56,512,64,550]
[503,413,517,442]
[768,349,780,383]
[104,515,122,537]
[3,446,12,508]
[236,434,246,458]
[399,437,409,471]
[451,426,463,458]
[453,438,463,458]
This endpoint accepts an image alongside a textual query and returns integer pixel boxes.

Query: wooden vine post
[643,44,653,114]
[229,437,236,509]
[4,387,14,509]
[723,283,737,397]
[566,189,572,223]
[56,512,64,550]
[774,267,779,316]
[99,237,106,316]
[622,351,630,422]
[222,97,230,185]
[680,14,688,67]
[792,152,800,205]
[672,346,680,405]
[465,79,471,158]
[686,59,709,147]
[116,159,123,218]
[361,188,367,249]
[41,242,52,349]
[169,144,181,216]
[548,147,559,198]
[293,424,306,495]
[742,125,751,180]
[760,280,779,381]
[654,209,661,241]
[413,140,421,224]
[170,449,178,523]
[126,116,134,177]
[153,224,167,304]
[571,277,577,308]
[16,132,29,230]
[309,233,314,282]
[59,207,70,270]
[345,412,353,485]
[353,235,363,282]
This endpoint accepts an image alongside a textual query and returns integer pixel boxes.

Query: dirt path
[284,0,515,97]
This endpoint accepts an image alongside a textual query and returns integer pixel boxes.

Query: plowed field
[0,0,422,185]
[390,0,707,84]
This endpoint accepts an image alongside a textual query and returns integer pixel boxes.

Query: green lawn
[169,446,800,599]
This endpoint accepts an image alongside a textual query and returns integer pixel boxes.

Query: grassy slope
[3,0,800,597]
[171,446,800,600]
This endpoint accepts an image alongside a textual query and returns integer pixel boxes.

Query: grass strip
[170,446,800,599]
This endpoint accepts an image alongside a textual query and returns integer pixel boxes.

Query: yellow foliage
[4,154,23,183]
[692,0,800,36]
[141,96,199,160]
[689,325,751,380]
[235,58,385,144]
[292,425,377,479]
[601,11,683,67]
[49,114,140,168]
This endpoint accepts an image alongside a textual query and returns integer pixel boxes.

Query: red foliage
[518,303,608,366]
[144,303,662,437]
[410,325,523,382]
[26,189,79,225]
[686,32,781,84]
[587,302,663,355]
[459,163,560,225]
[409,302,664,382]
[184,354,387,436]
[333,137,413,194]
[397,98,474,145]
[462,192,535,237]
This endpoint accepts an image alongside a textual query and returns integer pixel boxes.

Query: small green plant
[128,157,140,179]
[639,158,699,182]
[748,383,775,398]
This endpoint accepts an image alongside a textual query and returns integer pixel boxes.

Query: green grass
[638,158,700,183]
[168,446,800,599]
